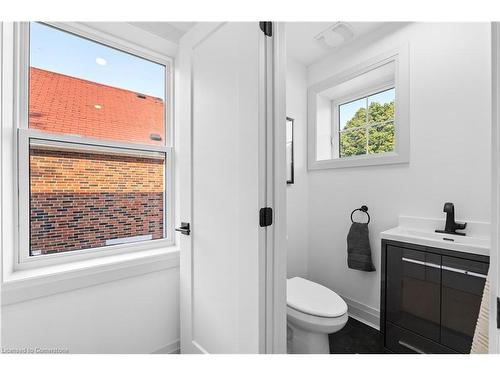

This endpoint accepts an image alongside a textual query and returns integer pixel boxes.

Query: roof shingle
[29,67,165,145]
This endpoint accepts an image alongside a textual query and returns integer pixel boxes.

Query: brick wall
[30,148,165,255]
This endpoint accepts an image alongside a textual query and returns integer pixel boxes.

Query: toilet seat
[287,277,348,318]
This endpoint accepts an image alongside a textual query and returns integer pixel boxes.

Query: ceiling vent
[315,22,354,50]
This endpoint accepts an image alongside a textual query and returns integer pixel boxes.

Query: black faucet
[435,202,467,236]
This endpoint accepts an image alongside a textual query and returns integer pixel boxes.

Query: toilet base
[287,323,331,354]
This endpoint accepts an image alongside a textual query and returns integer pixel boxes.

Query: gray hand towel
[347,222,375,272]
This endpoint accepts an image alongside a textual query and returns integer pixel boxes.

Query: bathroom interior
[284,22,493,354]
[0,20,498,356]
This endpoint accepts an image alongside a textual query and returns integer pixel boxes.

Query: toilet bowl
[287,277,348,354]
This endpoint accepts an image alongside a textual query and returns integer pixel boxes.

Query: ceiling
[130,22,196,44]
[130,22,386,61]
[286,22,386,66]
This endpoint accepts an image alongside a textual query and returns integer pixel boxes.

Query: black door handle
[175,222,191,236]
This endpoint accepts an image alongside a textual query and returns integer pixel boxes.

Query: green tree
[340,101,395,157]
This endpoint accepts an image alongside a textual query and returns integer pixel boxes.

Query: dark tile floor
[329,317,384,354]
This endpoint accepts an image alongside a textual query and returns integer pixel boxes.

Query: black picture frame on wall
[286,117,294,185]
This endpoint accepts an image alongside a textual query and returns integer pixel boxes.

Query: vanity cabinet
[381,240,489,354]
[440,256,489,353]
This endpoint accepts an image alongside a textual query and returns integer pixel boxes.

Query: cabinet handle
[398,340,425,354]
[402,257,441,269]
[402,258,487,279]
[441,265,487,279]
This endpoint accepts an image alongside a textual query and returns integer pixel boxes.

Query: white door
[177,22,271,354]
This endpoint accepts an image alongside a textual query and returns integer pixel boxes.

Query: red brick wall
[30,148,165,255]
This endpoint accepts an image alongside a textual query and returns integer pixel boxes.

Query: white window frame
[331,82,395,159]
[308,47,410,170]
[10,22,175,270]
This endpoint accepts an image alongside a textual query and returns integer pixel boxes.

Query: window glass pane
[29,143,165,256]
[368,88,395,124]
[368,122,395,154]
[29,22,166,145]
[340,128,367,157]
[339,97,366,131]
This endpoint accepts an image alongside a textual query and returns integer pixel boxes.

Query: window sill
[1,246,180,306]
[308,151,409,170]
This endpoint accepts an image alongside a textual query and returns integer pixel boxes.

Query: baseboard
[151,340,180,354]
[340,295,380,330]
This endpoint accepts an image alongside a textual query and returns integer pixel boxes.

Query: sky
[30,22,166,100]
[339,88,395,129]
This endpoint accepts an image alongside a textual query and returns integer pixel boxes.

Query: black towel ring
[351,205,370,224]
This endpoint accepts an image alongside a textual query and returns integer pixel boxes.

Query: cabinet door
[441,256,488,353]
[386,246,441,341]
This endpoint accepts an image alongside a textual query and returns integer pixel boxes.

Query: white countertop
[380,216,490,257]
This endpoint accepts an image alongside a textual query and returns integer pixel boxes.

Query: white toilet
[287,277,348,354]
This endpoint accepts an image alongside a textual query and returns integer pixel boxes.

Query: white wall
[81,22,179,57]
[1,268,180,354]
[304,23,492,325]
[286,57,309,278]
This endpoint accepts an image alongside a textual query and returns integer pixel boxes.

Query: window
[337,87,395,158]
[16,22,173,265]
[308,48,409,170]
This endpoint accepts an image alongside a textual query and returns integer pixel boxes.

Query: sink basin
[381,216,490,257]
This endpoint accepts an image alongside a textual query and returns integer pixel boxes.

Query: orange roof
[29,67,165,145]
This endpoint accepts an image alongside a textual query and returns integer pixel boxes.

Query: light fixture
[94,104,102,109]
[315,22,354,50]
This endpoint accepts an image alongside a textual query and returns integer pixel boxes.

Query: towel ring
[351,205,370,224]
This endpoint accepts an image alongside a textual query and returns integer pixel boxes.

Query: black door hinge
[259,22,272,37]
[259,207,273,227]
[497,297,500,329]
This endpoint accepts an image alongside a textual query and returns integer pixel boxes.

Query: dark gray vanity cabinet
[385,246,441,342]
[381,240,489,354]
[440,256,489,353]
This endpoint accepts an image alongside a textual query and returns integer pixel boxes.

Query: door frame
[177,22,287,354]
[491,21,500,354]
[267,21,287,354]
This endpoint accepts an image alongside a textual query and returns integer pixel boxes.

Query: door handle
[175,222,191,236]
